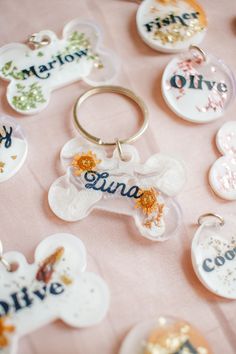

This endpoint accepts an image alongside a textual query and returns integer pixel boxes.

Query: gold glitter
[153,20,204,45]
[144,320,211,354]
[158,317,167,326]
[60,274,73,285]
[72,150,101,176]
[11,155,17,160]
[180,325,190,334]
[0,161,5,173]
[198,347,208,354]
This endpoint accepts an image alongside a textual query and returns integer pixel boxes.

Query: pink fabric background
[1,0,236,353]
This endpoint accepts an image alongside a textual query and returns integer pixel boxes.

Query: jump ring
[28,33,51,49]
[189,45,207,62]
[197,213,224,226]
[0,241,11,272]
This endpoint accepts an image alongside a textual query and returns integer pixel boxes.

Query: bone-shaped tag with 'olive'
[0,233,109,354]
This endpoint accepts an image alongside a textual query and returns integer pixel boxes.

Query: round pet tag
[0,116,27,182]
[136,0,207,53]
[119,316,212,354]
[162,46,235,123]
[209,121,236,200]
[192,213,236,299]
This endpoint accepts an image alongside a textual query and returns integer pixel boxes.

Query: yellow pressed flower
[71,150,101,176]
[135,188,158,215]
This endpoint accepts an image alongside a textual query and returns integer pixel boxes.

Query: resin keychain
[48,86,186,242]
[0,116,27,182]
[0,233,109,354]
[162,45,235,123]
[0,19,118,115]
[192,213,236,299]
[209,121,236,200]
[119,315,213,354]
[136,0,207,53]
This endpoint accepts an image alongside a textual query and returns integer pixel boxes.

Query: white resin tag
[209,121,236,200]
[0,116,27,183]
[136,0,207,53]
[162,51,235,123]
[191,215,236,299]
[0,233,109,354]
[48,137,186,242]
[0,20,118,115]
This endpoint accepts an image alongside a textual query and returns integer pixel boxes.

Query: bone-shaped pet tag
[0,19,118,115]
[0,116,27,183]
[48,137,186,242]
[209,121,236,200]
[162,46,235,123]
[0,233,109,354]
[136,0,207,53]
[192,214,236,299]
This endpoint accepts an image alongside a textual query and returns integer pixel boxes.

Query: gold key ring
[197,213,224,226]
[73,86,149,147]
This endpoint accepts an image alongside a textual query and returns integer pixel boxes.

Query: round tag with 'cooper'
[209,121,236,200]
[136,0,207,53]
[119,316,212,354]
[162,46,235,123]
[0,116,27,183]
[192,214,236,299]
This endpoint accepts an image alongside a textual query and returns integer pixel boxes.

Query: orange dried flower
[36,247,64,284]
[0,318,15,348]
[72,150,101,176]
[135,188,158,215]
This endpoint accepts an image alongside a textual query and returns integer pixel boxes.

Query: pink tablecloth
[0,0,236,353]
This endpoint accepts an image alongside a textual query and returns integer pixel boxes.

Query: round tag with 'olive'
[162,47,235,123]
[136,0,207,53]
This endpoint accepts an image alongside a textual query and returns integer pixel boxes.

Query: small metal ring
[189,45,207,62]
[198,213,224,227]
[28,33,51,49]
[0,241,11,272]
[115,139,125,161]
[73,86,149,146]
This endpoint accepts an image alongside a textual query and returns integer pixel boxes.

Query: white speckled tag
[191,214,236,299]
[209,121,236,200]
[0,233,109,354]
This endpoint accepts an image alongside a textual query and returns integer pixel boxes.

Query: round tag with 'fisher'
[162,46,235,123]
[192,214,236,299]
[136,0,207,53]
[119,316,212,354]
